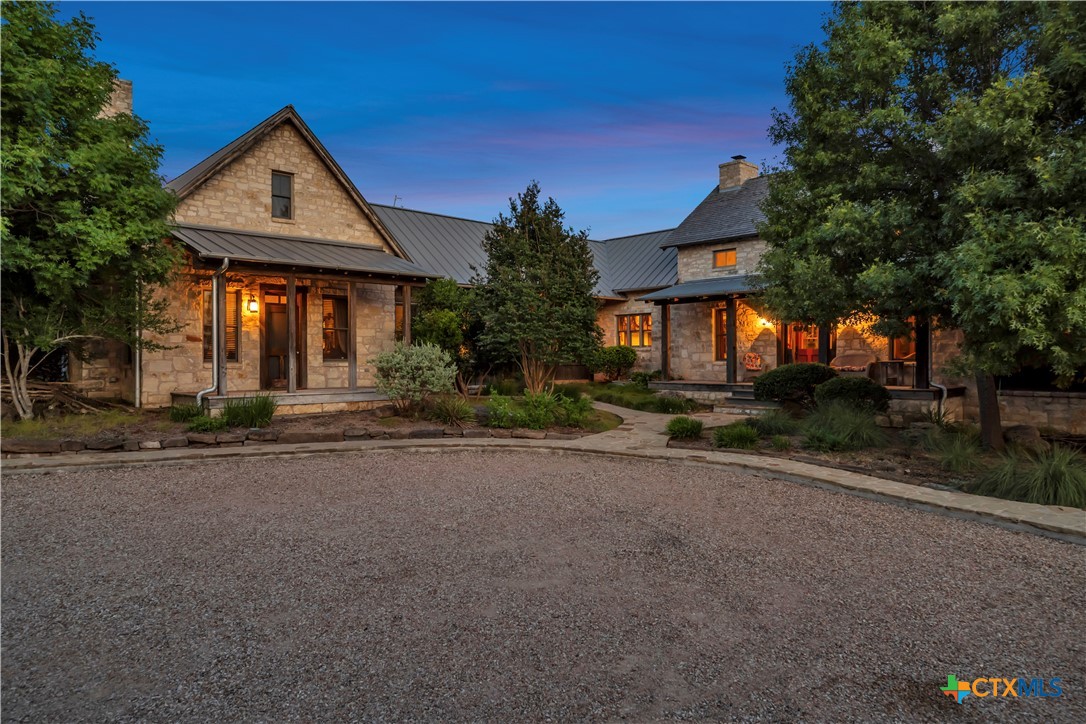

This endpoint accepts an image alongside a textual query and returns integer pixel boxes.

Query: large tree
[473,182,602,394]
[758,1,1086,448]
[1,1,179,419]
[412,277,485,395]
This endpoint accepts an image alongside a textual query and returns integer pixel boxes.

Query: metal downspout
[195,258,229,406]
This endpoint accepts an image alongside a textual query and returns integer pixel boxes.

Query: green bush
[187,415,229,433]
[429,395,476,427]
[372,342,456,414]
[555,392,594,428]
[665,416,704,440]
[712,422,760,450]
[801,401,887,452]
[970,446,1086,508]
[753,363,837,407]
[487,376,524,397]
[746,409,800,437]
[926,429,984,474]
[630,370,662,389]
[516,389,562,429]
[814,376,891,412]
[650,395,696,414]
[485,394,516,428]
[771,435,792,451]
[553,382,590,398]
[591,345,639,381]
[169,404,202,422]
[221,393,278,428]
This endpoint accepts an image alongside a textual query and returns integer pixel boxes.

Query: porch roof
[638,274,757,303]
[172,224,438,281]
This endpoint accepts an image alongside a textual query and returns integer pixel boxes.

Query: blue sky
[66,1,830,239]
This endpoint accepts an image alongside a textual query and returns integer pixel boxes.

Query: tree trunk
[975,371,1005,452]
[2,334,37,420]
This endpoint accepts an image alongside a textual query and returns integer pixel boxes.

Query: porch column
[775,320,787,368]
[401,284,412,344]
[914,317,931,389]
[817,325,832,365]
[286,274,297,393]
[215,275,227,395]
[660,302,670,381]
[725,297,737,384]
[347,280,358,390]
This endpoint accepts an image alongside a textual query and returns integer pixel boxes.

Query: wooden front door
[261,288,305,389]
[791,325,820,364]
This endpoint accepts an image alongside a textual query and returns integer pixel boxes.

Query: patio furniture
[829,350,876,378]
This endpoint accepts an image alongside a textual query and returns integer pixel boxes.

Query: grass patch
[1,408,144,439]
[221,393,278,428]
[801,401,887,452]
[187,415,229,433]
[429,395,476,427]
[712,422,760,450]
[168,404,203,423]
[746,409,800,437]
[665,416,703,440]
[771,435,792,451]
[969,445,1086,508]
[582,409,623,433]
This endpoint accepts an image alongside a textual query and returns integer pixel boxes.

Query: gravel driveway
[3,449,1083,722]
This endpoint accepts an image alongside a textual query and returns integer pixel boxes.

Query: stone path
[3,402,1083,541]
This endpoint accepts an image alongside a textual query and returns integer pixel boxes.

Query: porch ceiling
[638,274,757,303]
[172,223,438,281]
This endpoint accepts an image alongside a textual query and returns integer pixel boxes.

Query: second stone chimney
[719,155,759,190]
[99,79,133,118]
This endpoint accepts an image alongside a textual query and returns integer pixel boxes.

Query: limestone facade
[597,294,662,371]
[676,239,766,283]
[173,122,391,251]
[667,299,777,381]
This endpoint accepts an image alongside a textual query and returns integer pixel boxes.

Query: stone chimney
[718,154,759,190]
[99,79,133,118]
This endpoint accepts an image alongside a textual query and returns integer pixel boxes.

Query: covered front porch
[142,224,435,412]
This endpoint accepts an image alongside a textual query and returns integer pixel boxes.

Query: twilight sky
[65,1,830,239]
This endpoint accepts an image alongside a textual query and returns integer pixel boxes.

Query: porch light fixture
[246,293,259,314]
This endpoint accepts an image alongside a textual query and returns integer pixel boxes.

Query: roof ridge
[371,203,493,226]
[602,228,676,243]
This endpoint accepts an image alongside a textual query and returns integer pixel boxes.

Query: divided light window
[322,295,349,360]
[202,290,240,362]
[272,171,293,219]
[713,249,737,268]
[714,308,728,361]
[617,313,652,348]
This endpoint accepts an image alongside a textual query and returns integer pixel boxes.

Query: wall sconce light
[247,293,259,313]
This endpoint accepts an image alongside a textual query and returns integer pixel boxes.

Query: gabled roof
[661,175,770,249]
[371,204,675,299]
[639,274,757,302]
[165,106,413,262]
[172,223,436,280]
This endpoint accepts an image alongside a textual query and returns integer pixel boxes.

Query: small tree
[1,2,180,419]
[412,278,484,395]
[473,182,602,394]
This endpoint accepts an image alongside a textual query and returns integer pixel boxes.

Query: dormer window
[713,248,737,268]
[272,171,293,219]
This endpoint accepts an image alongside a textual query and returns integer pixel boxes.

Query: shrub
[746,409,800,437]
[485,394,516,428]
[372,342,456,414]
[487,375,523,397]
[221,393,278,428]
[187,415,229,433]
[555,392,594,428]
[813,376,891,412]
[554,382,590,398]
[970,446,1086,508]
[591,345,639,381]
[516,389,562,429]
[712,422,760,450]
[650,395,696,414]
[169,404,202,422]
[429,395,476,427]
[771,435,792,451]
[665,416,704,440]
[753,363,837,407]
[801,401,887,452]
[630,370,662,389]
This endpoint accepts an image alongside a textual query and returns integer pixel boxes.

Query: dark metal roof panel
[601,229,677,292]
[171,224,436,278]
[638,275,757,302]
[661,175,770,249]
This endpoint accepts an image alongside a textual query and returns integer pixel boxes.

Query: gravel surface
[3,449,1083,722]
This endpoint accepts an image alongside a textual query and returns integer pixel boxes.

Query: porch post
[914,317,931,389]
[215,275,227,395]
[725,297,737,384]
[817,325,832,365]
[402,284,412,344]
[286,274,297,394]
[347,280,358,390]
[660,302,670,381]
[775,320,786,368]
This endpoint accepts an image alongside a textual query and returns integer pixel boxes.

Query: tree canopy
[473,182,602,393]
[411,277,484,394]
[758,1,1086,383]
[1,1,179,418]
